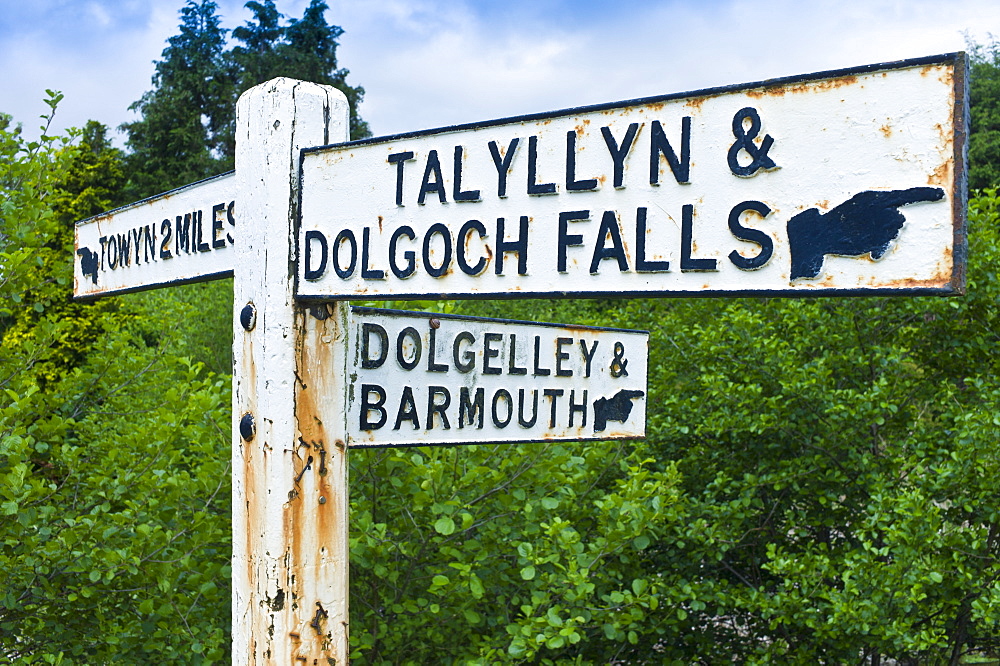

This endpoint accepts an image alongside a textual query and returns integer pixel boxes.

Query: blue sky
[1,0,998,144]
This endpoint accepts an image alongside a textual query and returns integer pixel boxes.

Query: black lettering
[212,203,226,249]
[453,331,476,372]
[527,135,557,195]
[196,210,211,252]
[635,207,669,272]
[361,227,385,279]
[492,389,513,428]
[360,384,388,430]
[227,201,235,245]
[176,214,191,254]
[388,151,415,206]
[544,389,564,428]
[495,216,528,275]
[396,327,422,370]
[579,339,598,378]
[422,223,452,278]
[555,337,573,377]
[517,389,539,428]
[483,332,502,375]
[452,145,480,202]
[107,235,118,269]
[99,236,108,270]
[558,210,589,272]
[459,387,484,429]
[680,204,717,271]
[333,229,358,278]
[590,210,628,274]
[569,390,588,427]
[361,323,388,369]
[457,219,488,275]
[489,137,519,198]
[427,386,452,430]
[304,230,328,280]
[565,130,598,191]
[393,386,420,430]
[508,334,527,375]
[727,200,774,270]
[159,220,173,259]
[649,117,691,185]
[418,150,447,204]
[427,327,448,372]
[389,226,416,278]
[118,232,131,267]
[602,123,639,188]
[131,227,142,264]
[533,336,551,376]
[144,224,156,263]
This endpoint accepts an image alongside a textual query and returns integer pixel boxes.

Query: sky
[1,0,999,145]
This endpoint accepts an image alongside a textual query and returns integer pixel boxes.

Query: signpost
[71,52,968,666]
[347,308,647,447]
[297,54,965,300]
[74,172,235,298]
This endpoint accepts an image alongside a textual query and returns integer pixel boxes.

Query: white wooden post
[233,78,351,664]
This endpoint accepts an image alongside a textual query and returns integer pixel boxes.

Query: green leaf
[433,516,456,535]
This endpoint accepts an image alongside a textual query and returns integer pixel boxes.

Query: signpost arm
[233,78,350,664]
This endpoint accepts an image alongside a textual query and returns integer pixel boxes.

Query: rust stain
[376,216,383,233]
[746,75,860,99]
[879,123,892,138]
[928,161,950,187]
[284,310,344,661]
[684,96,707,112]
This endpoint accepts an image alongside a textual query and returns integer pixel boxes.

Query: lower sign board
[298,53,966,301]
[74,172,235,298]
[346,307,648,447]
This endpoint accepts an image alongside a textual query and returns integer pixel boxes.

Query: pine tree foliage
[121,0,232,200]
[123,0,369,200]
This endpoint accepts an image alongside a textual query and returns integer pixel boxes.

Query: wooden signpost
[73,52,968,665]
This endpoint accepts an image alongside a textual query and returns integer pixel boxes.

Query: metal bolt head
[318,496,327,505]
[240,302,257,331]
[429,318,441,329]
[239,412,256,441]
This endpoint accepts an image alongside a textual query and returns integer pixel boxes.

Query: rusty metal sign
[345,307,648,447]
[74,172,235,298]
[297,53,967,301]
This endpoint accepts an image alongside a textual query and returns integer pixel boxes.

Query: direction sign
[346,307,648,447]
[297,53,967,301]
[74,171,235,298]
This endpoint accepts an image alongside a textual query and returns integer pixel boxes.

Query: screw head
[429,318,441,329]
[318,496,327,505]
[240,302,257,331]
[239,412,256,441]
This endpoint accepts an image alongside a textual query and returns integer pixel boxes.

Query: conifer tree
[121,0,234,199]
[124,0,370,200]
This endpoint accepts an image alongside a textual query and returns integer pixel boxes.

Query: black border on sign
[295,51,969,302]
[346,306,649,449]
[349,306,650,336]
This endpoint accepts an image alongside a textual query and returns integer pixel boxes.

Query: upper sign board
[74,172,235,299]
[346,307,648,447]
[297,53,967,300]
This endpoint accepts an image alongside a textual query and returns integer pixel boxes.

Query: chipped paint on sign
[74,172,235,299]
[297,53,967,300]
[346,307,648,447]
